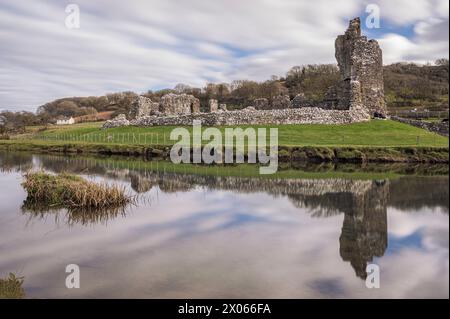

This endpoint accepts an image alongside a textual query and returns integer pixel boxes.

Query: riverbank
[0,139,448,164]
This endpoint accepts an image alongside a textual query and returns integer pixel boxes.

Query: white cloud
[0,0,448,111]
[376,0,434,25]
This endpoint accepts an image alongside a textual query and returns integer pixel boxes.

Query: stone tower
[327,17,386,116]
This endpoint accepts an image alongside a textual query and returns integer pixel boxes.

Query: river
[0,151,448,298]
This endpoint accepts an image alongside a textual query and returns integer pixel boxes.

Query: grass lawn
[18,120,448,148]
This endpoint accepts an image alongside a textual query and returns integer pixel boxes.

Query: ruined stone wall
[160,93,200,115]
[391,116,449,136]
[128,96,160,119]
[208,99,218,112]
[329,18,386,115]
[103,114,130,128]
[128,106,369,126]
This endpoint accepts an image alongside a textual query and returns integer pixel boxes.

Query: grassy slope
[17,120,449,147]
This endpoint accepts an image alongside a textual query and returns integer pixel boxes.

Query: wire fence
[35,132,172,145]
[32,132,274,148]
[29,131,445,147]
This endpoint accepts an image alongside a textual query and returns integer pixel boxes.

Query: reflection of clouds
[388,207,448,240]
[375,249,449,299]
[375,208,449,298]
[0,170,448,298]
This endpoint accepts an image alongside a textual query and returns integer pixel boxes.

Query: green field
[15,120,449,148]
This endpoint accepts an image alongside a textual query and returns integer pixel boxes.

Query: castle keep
[104,17,385,129]
[325,17,386,115]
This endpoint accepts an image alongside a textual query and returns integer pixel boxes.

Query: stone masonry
[208,99,219,112]
[160,93,200,115]
[103,114,130,128]
[325,17,386,115]
[128,96,160,118]
[129,107,369,126]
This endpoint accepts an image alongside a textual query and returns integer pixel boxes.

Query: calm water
[0,151,448,298]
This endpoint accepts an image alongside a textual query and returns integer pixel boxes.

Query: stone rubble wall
[208,99,218,112]
[103,114,130,128]
[128,106,370,127]
[128,96,160,118]
[160,93,200,115]
[391,116,449,136]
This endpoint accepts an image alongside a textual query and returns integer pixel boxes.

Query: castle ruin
[104,17,385,129]
[325,17,386,115]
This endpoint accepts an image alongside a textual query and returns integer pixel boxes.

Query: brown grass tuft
[22,171,133,210]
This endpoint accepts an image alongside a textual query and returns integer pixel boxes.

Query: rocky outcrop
[103,114,130,128]
[160,93,200,115]
[129,96,160,119]
[326,17,386,116]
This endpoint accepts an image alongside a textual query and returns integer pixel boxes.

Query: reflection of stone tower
[326,17,386,116]
[339,180,388,279]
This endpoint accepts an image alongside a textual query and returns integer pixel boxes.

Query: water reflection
[0,151,33,173]
[0,151,448,298]
[21,204,128,227]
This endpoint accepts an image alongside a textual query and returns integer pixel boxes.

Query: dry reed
[22,171,132,210]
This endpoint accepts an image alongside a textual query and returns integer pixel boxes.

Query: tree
[174,83,191,93]
[56,101,79,117]
[0,111,39,134]
[435,58,449,67]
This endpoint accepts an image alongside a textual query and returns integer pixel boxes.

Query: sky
[0,0,448,112]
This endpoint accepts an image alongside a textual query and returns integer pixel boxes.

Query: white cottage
[56,117,75,125]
